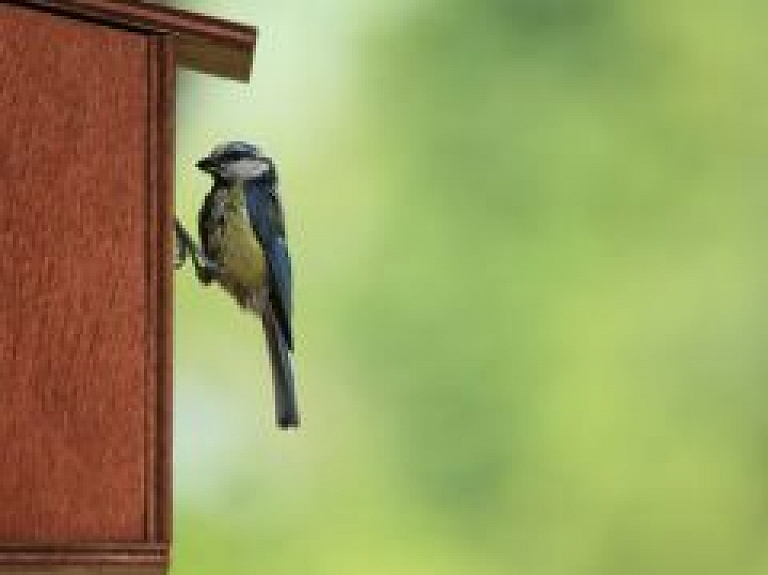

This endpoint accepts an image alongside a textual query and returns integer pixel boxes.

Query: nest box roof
[19,0,258,81]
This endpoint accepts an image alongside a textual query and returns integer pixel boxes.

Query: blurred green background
[171,1,768,573]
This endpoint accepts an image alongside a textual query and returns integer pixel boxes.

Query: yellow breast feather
[210,183,267,305]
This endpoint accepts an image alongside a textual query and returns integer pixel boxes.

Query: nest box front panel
[0,4,162,544]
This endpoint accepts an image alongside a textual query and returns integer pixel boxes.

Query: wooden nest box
[0,1,257,573]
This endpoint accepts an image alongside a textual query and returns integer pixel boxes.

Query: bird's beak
[196,157,217,173]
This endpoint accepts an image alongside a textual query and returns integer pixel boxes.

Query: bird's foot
[175,218,197,270]
[175,217,219,285]
[174,229,189,270]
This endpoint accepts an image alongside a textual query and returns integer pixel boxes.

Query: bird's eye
[232,151,253,162]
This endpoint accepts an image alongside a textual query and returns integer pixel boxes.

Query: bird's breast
[205,187,267,304]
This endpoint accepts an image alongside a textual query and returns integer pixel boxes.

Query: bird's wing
[245,181,294,350]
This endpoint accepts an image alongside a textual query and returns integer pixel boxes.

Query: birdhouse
[0,1,256,573]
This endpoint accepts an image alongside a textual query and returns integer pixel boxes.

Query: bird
[176,141,298,428]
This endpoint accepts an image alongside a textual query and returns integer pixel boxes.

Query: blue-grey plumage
[196,142,299,428]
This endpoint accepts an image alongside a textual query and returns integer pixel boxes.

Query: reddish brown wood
[148,33,175,548]
[0,3,149,543]
[0,3,173,570]
[0,542,167,564]
[15,0,257,81]
[1,0,252,570]
[0,569,163,575]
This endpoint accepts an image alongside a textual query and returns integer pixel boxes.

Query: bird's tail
[262,304,300,428]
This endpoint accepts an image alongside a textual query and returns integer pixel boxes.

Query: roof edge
[14,0,258,82]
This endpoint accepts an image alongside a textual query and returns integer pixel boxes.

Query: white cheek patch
[227,158,270,179]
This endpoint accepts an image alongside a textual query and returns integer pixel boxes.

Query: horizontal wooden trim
[0,570,164,575]
[0,543,167,553]
[0,543,168,566]
[0,569,164,575]
[12,0,257,81]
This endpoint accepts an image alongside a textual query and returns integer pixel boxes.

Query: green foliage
[172,0,768,573]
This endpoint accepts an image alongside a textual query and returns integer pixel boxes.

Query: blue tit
[190,141,299,429]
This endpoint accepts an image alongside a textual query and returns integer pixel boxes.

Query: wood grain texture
[145,33,175,548]
[0,543,166,566]
[0,1,163,552]
[0,568,163,575]
[14,0,257,81]
[0,3,178,570]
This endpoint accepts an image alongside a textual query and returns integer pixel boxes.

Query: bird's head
[196,141,275,184]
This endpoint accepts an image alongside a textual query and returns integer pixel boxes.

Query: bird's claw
[174,218,195,270]
[175,217,218,285]
[175,235,189,270]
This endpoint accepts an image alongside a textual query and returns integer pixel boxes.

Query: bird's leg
[174,218,199,269]
[174,217,219,285]
[174,219,190,269]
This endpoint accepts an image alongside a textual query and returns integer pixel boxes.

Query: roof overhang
[15,0,258,82]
